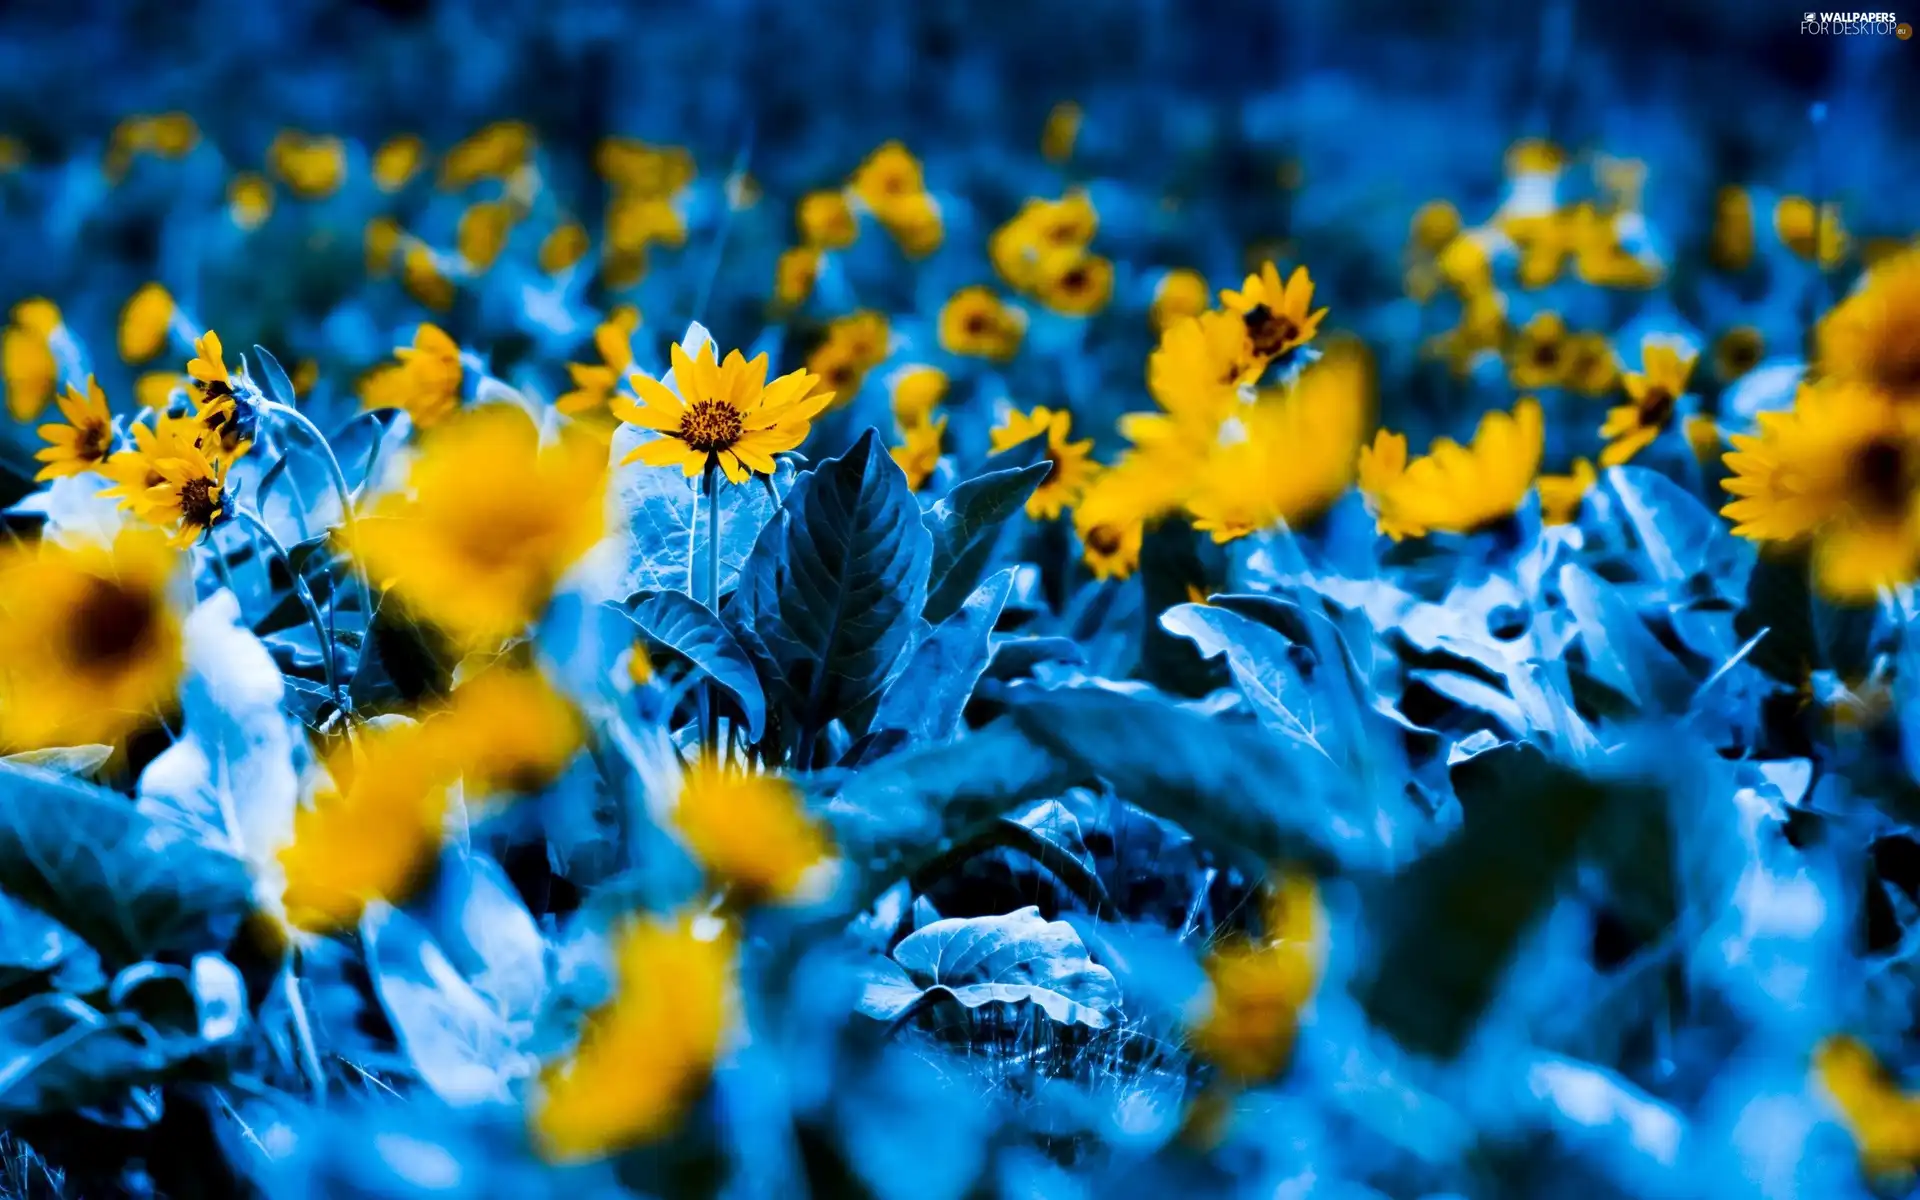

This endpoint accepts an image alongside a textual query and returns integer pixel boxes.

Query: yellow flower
[1428,289,1509,378]
[1074,467,1151,582]
[888,365,949,431]
[402,243,456,312]
[1537,457,1596,526]
[531,913,735,1162]
[1776,195,1849,266]
[1722,381,1920,601]
[1563,331,1620,397]
[428,667,584,801]
[1504,137,1566,178]
[1219,262,1328,361]
[1150,268,1211,334]
[877,191,944,258]
[440,121,534,190]
[1813,1036,1920,1180]
[361,323,464,429]
[540,222,590,274]
[1034,252,1114,317]
[349,404,607,647]
[372,134,427,192]
[613,341,831,484]
[1686,414,1723,464]
[1041,101,1082,162]
[1710,185,1755,272]
[1713,326,1766,384]
[557,310,640,418]
[4,298,63,421]
[890,416,946,492]
[1436,230,1496,296]
[1187,872,1322,1083]
[628,639,654,688]
[0,529,184,751]
[606,193,687,254]
[1818,247,1920,398]
[774,246,821,309]
[797,190,857,250]
[458,200,517,273]
[989,406,1098,520]
[1184,339,1373,543]
[365,215,403,277]
[138,436,230,547]
[805,311,890,405]
[228,173,274,230]
[1361,397,1545,540]
[1601,337,1698,466]
[119,283,175,364]
[278,723,451,934]
[1148,310,1264,424]
[135,371,185,412]
[97,415,201,516]
[104,113,199,179]
[849,141,926,214]
[596,139,695,197]
[1507,311,1569,390]
[669,755,835,904]
[1410,200,1463,255]
[938,286,1026,360]
[267,130,347,199]
[989,193,1098,290]
[34,376,113,481]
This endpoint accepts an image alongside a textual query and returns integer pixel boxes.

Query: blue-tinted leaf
[1,745,112,779]
[729,430,932,742]
[0,894,101,995]
[872,569,1013,742]
[430,854,550,1029]
[250,344,298,408]
[626,589,767,739]
[923,461,1049,624]
[0,993,199,1119]
[1605,465,1752,598]
[613,423,789,598]
[1160,602,1321,748]
[867,906,1118,1028]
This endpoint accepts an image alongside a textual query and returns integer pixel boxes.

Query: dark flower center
[67,578,157,669]
[1880,336,1920,393]
[1856,437,1912,514]
[198,378,234,402]
[179,476,219,529]
[964,312,990,337]
[1085,524,1123,555]
[1243,304,1300,358]
[1638,387,1675,430]
[76,423,109,463]
[1059,266,1089,294]
[1531,340,1561,368]
[679,399,744,453]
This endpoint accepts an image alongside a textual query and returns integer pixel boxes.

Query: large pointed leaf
[1160,602,1321,749]
[0,762,253,971]
[626,589,768,740]
[923,462,1048,624]
[871,569,1013,743]
[729,430,931,745]
[860,906,1119,1028]
[614,425,787,598]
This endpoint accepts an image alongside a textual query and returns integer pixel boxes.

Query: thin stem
[281,953,327,1103]
[236,507,344,711]
[703,462,722,753]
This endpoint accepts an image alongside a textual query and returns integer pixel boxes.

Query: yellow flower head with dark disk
[5,298,63,421]
[427,667,585,801]
[1507,311,1569,390]
[557,309,641,418]
[614,342,831,485]
[277,722,451,934]
[805,311,891,406]
[1722,381,1920,602]
[670,755,836,904]
[1601,337,1698,466]
[1818,247,1920,398]
[1187,871,1323,1083]
[1074,465,1153,582]
[531,914,736,1162]
[890,416,946,493]
[1562,331,1620,397]
[939,286,1026,360]
[1537,458,1597,526]
[1184,338,1374,544]
[0,529,184,752]
[119,283,175,364]
[350,404,608,648]
[97,414,200,516]
[990,192,1098,291]
[135,435,230,547]
[797,189,857,250]
[1035,252,1115,317]
[1219,262,1327,361]
[990,406,1098,520]
[35,376,114,481]
[1813,1036,1920,1180]
[1360,397,1545,541]
[1148,310,1264,425]
[849,141,925,213]
[1713,325,1766,384]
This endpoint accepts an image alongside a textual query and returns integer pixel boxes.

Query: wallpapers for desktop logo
[1800,9,1911,34]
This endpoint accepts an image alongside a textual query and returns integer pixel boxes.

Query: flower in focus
[670,755,836,904]
[1183,338,1373,543]
[890,415,946,492]
[349,404,608,647]
[1775,194,1849,266]
[1219,262,1327,362]
[1710,185,1755,272]
[0,529,184,751]
[614,340,830,484]
[1035,252,1115,317]
[372,134,426,192]
[4,298,63,421]
[797,190,857,250]
[1041,101,1081,163]
[119,283,175,364]
[440,121,534,190]
[938,286,1027,360]
[97,414,201,515]
[1187,871,1322,1083]
[1360,397,1545,540]
[35,376,114,481]
[1074,466,1152,581]
[805,311,891,405]
[1600,337,1698,466]
[228,173,275,230]
[990,406,1098,520]
[138,436,230,547]
[278,722,451,934]
[531,913,735,1162]
[1537,457,1597,526]
[1713,326,1766,384]
[1151,269,1211,333]
[540,221,591,274]
[774,246,821,309]
[1149,309,1263,423]
[1818,247,1920,398]
[186,332,255,461]
[557,309,641,419]
[362,323,465,429]
[1507,311,1569,390]
[428,667,584,801]
[1813,1036,1920,1180]
[1722,381,1920,601]
[267,130,347,199]
[459,200,518,272]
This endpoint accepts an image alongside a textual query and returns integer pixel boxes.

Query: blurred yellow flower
[606,193,686,254]
[1776,194,1849,266]
[1409,200,1463,255]
[878,190,945,258]
[805,311,890,405]
[1150,268,1211,334]
[402,242,456,311]
[1035,252,1114,317]
[613,341,831,484]
[539,222,590,274]
[1074,466,1152,582]
[774,246,821,309]
[1818,247,1920,398]
[670,755,835,904]
[135,371,185,412]
[1537,457,1597,526]
[938,286,1026,360]
[557,309,641,418]
[1187,871,1322,1083]
[797,190,858,250]
[1219,262,1327,362]
[531,914,735,1162]
[990,406,1098,520]
[372,134,427,192]
[428,667,584,801]
[1149,310,1261,423]
[1361,397,1544,540]
[228,173,275,230]
[1041,101,1082,163]
[1507,311,1569,390]
[362,323,464,430]
[349,404,607,647]
[1814,1036,1920,1180]
[34,376,113,481]
[458,200,517,272]
[596,139,695,197]
[1710,185,1755,272]
[4,298,63,421]
[1713,325,1766,384]
[890,415,946,492]
[365,215,403,277]
[119,283,175,364]
[990,192,1098,291]
[888,365,949,431]
[440,121,534,190]
[0,529,184,752]
[1563,331,1620,397]
[267,130,347,199]
[1601,337,1697,466]
[849,140,926,213]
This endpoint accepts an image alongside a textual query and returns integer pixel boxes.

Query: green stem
[237,507,344,712]
[703,462,722,754]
